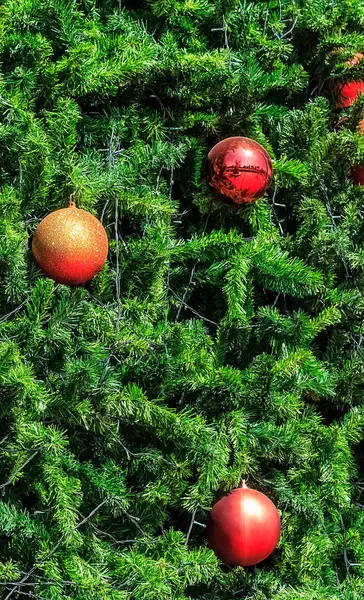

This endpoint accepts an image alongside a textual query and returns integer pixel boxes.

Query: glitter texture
[32,202,109,285]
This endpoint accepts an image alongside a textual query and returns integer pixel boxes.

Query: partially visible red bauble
[206,483,280,567]
[351,164,364,186]
[32,197,109,286]
[206,137,273,205]
[336,81,364,109]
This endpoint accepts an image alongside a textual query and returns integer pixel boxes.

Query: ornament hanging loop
[69,192,76,208]
[241,479,248,489]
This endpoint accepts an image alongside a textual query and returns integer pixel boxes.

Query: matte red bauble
[206,483,280,566]
[32,197,109,285]
[336,81,364,109]
[351,164,364,186]
[206,137,273,205]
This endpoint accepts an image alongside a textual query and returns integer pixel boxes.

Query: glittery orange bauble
[32,198,109,285]
[206,137,272,205]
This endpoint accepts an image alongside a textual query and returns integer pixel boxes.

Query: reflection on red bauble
[32,198,109,285]
[351,164,364,186]
[206,483,280,566]
[206,137,273,205]
[336,81,364,108]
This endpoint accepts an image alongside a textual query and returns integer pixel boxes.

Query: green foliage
[0,0,363,599]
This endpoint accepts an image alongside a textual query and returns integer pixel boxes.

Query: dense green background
[0,1,364,598]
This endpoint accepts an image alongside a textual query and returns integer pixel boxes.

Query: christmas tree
[0,1,364,598]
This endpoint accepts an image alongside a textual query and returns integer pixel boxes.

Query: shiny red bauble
[336,81,364,109]
[206,137,273,205]
[206,483,280,566]
[32,198,109,286]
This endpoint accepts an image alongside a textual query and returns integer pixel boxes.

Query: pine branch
[4,499,109,600]
[0,450,39,492]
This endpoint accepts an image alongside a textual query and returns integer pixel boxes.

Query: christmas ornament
[336,81,364,109]
[206,137,273,205]
[206,482,280,567]
[32,196,109,285]
[351,164,364,185]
